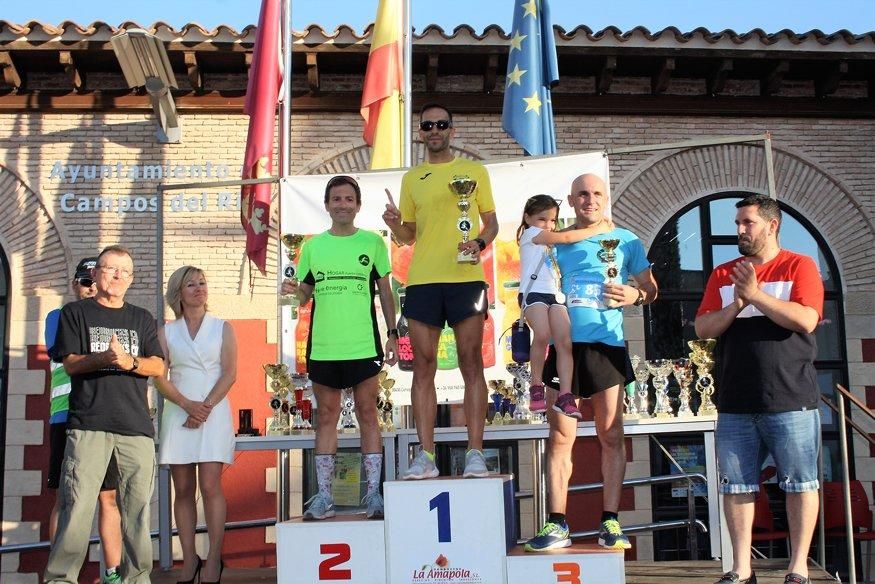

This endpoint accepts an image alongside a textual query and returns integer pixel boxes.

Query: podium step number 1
[385,475,516,583]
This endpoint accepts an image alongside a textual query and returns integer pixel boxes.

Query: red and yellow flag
[241,0,281,273]
[361,0,404,169]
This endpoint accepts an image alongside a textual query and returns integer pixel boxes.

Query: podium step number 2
[385,476,515,584]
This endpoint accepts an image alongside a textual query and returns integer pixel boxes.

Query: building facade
[0,19,873,582]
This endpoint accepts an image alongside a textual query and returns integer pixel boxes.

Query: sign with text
[279,152,611,404]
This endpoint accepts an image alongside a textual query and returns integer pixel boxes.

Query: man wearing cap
[46,246,165,584]
[44,257,123,584]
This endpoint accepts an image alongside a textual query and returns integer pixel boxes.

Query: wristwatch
[633,289,646,307]
[129,356,140,372]
[387,328,399,339]
[474,237,487,251]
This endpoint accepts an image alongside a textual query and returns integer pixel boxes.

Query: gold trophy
[672,358,695,418]
[597,239,621,308]
[376,370,396,432]
[630,355,653,418]
[449,175,478,264]
[688,339,718,416]
[264,363,292,435]
[280,234,305,317]
[488,379,507,425]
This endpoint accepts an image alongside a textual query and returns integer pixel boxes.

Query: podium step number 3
[385,476,515,584]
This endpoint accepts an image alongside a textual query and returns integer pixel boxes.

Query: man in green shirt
[282,175,397,520]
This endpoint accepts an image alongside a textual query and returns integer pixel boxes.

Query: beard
[737,234,764,256]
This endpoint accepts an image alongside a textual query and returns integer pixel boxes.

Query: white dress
[158,314,234,465]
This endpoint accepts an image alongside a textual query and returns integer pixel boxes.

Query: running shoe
[463,449,489,478]
[714,572,757,584]
[402,449,439,480]
[303,492,335,520]
[552,392,583,420]
[361,491,384,519]
[524,521,572,552]
[529,383,547,413]
[598,518,631,549]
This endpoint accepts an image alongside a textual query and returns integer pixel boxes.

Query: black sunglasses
[419,120,452,132]
[76,278,94,287]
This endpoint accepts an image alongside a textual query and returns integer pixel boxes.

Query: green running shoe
[598,518,631,549]
[524,521,571,552]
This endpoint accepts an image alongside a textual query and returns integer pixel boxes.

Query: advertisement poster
[280,151,610,404]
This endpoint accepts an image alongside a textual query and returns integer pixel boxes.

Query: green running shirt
[298,229,391,361]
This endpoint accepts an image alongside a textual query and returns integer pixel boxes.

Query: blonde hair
[165,266,207,318]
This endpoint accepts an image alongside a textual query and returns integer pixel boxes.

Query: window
[644,193,849,479]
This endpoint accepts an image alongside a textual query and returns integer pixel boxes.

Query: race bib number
[565,273,604,310]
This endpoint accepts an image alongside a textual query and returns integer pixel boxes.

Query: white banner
[280,151,610,405]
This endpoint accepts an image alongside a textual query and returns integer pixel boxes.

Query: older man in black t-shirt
[46,245,165,584]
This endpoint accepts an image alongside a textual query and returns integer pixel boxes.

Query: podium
[506,543,626,584]
[384,475,516,584]
[276,474,626,583]
[276,515,386,583]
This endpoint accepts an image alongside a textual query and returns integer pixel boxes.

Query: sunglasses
[419,120,452,132]
[76,278,94,287]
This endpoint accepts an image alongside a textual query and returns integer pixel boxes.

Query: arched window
[645,193,849,479]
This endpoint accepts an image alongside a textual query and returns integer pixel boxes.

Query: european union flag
[501,0,559,156]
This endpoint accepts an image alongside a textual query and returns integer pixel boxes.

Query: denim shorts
[716,409,821,494]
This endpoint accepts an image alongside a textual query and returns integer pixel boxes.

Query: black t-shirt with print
[55,297,163,437]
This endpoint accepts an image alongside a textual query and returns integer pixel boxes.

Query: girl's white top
[519,226,559,296]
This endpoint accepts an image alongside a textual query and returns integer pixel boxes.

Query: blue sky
[4,0,875,34]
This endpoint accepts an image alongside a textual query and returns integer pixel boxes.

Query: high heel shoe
[176,555,202,584]
[201,559,224,584]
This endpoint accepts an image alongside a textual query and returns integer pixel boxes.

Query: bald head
[568,173,609,226]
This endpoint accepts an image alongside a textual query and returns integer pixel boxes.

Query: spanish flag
[361,0,404,169]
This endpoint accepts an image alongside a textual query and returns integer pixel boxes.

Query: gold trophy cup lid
[281,234,305,249]
[688,338,717,353]
[598,238,621,251]
[449,176,477,196]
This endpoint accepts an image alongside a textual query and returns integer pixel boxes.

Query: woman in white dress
[155,266,237,584]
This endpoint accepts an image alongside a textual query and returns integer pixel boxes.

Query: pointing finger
[385,188,397,209]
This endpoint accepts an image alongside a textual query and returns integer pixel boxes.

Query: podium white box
[276,515,387,584]
[505,543,626,584]
[384,475,515,584]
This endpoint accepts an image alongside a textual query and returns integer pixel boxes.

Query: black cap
[74,257,98,280]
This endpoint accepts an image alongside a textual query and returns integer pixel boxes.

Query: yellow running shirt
[399,157,495,285]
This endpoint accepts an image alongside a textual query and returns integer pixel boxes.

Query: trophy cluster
[376,369,396,432]
[626,339,718,420]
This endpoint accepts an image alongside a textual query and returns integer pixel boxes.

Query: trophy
[280,234,305,317]
[506,363,536,423]
[689,339,718,416]
[264,363,292,435]
[339,387,358,433]
[488,379,507,425]
[646,359,675,418]
[597,239,621,308]
[672,358,695,418]
[376,370,396,432]
[448,175,478,264]
[630,355,653,418]
[623,381,640,419]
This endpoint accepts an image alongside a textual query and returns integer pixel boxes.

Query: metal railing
[817,384,875,584]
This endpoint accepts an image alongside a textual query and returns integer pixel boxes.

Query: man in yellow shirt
[383,103,498,479]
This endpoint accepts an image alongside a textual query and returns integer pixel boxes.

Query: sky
[4,0,875,35]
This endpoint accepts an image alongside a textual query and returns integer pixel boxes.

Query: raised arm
[532,219,615,246]
[382,188,417,245]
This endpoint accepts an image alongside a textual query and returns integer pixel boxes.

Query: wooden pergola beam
[815,60,848,97]
[707,59,733,96]
[0,52,22,90]
[652,57,675,94]
[596,56,617,95]
[306,53,320,93]
[184,52,203,93]
[761,60,790,96]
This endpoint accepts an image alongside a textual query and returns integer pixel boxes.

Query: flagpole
[277,0,293,524]
[402,0,412,167]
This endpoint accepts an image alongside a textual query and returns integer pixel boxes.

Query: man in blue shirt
[525,173,658,552]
